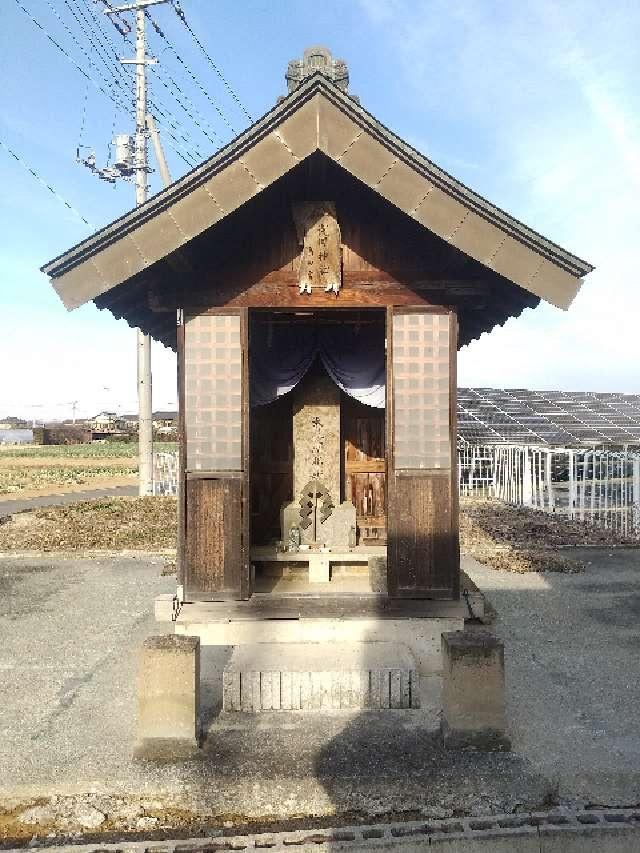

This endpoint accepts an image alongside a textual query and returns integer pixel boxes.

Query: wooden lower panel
[345,472,386,542]
[185,477,243,600]
[387,473,458,598]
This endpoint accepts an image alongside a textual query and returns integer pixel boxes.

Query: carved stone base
[281,500,356,549]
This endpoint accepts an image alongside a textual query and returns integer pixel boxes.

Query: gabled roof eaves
[42,73,593,309]
[41,78,325,279]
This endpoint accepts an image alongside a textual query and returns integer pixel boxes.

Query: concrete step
[222,641,419,712]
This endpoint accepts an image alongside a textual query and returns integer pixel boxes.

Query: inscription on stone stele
[292,201,342,295]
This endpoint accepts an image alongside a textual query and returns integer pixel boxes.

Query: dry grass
[0,494,635,566]
[460,496,638,573]
[0,497,177,551]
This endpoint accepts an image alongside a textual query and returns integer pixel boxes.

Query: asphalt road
[0,485,138,517]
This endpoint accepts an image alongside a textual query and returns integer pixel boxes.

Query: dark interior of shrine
[249,309,387,591]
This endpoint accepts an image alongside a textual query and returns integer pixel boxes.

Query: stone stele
[281,369,355,548]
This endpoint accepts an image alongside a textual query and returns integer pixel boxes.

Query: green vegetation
[0,465,137,495]
[0,441,177,459]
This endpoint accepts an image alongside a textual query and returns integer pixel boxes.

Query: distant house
[121,414,139,432]
[0,416,29,430]
[117,412,176,434]
[152,411,177,430]
[91,412,121,431]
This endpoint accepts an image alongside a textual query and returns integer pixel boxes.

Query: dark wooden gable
[96,154,539,347]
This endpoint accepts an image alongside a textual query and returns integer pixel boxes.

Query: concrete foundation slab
[176,611,464,674]
[222,641,419,711]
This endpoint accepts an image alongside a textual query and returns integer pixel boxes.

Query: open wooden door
[179,309,250,601]
[386,307,459,599]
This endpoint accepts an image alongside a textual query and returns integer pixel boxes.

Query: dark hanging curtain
[250,321,386,409]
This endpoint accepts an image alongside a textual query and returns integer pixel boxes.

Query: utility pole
[106,0,168,496]
[147,113,172,186]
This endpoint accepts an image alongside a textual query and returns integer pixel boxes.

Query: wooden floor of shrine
[177,595,465,621]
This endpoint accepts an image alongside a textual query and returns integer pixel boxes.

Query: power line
[43,0,129,146]
[17,0,197,168]
[94,1,213,145]
[16,0,199,186]
[64,0,123,87]
[15,0,131,120]
[145,11,238,135]
[80,0,130,69]
[86,3,205,164]
[93,0,132,37]
[141,17,225,146]
[149,105,200,164]
[171,0,252,122]
[85,0,129,166]
[77,79,90,154]
[151,64,220,147]
[0,138,93,228]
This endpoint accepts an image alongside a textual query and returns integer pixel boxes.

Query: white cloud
[360,0,640,392]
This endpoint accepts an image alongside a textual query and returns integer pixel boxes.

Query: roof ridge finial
[285,46,357,100]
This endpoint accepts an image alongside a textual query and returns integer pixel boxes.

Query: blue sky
[1,0,639,421]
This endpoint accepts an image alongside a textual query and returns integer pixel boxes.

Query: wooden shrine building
[43,47,593,614]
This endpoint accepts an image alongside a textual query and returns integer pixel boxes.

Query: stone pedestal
[441,630,511,751]
[136,634,200,759]
[308,554,330,582]
[369,555,388,593]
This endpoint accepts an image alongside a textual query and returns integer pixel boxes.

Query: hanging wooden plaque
[292,201,342,295]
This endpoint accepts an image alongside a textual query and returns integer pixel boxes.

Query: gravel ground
[1,550,638,840]
[462,549,640,806]
[0,554,549,838]
[0,555,174,798]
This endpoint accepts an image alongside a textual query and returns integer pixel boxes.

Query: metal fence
[153,445,640,537]
[153,450,178,496]
[458,442,640,537]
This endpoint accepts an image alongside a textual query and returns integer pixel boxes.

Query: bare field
[0,456,139,468]
[460,496,638,573]
[0,462,138,495]
[0,442,176,496]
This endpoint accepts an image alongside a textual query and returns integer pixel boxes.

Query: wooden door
[181,309,250,601]
[342,397,386,543]
[185,477,242,596]
[386,307,459,599]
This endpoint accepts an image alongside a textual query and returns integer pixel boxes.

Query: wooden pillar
[386,307,459,599]
[179,308,250,601]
